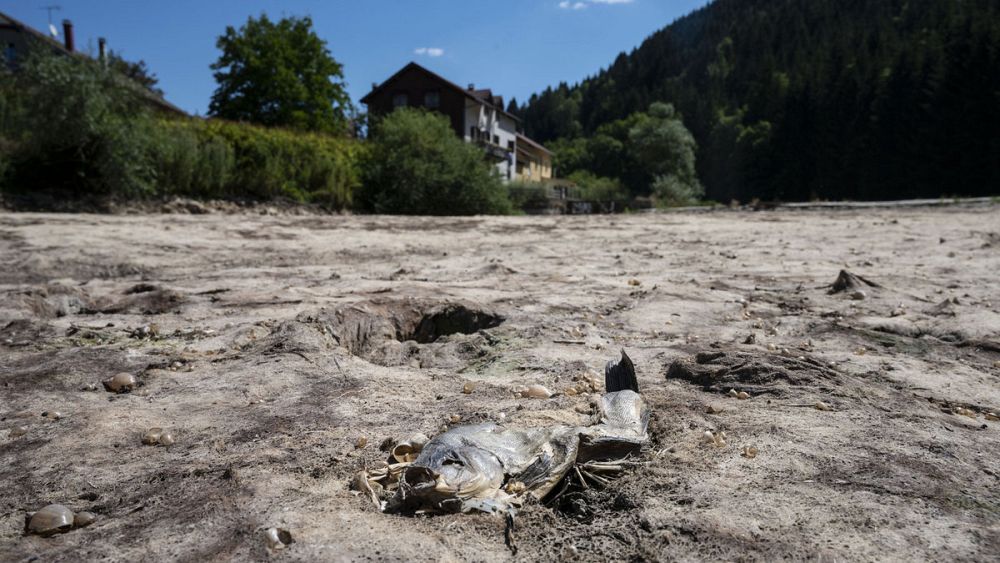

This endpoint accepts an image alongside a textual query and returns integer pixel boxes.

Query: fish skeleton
[379,350,649,516]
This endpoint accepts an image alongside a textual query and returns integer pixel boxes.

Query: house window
[493,134,500,145]
[424,91,440,109]
[392,93,408,108]
[507,140,514,151]
[4,43,15,64]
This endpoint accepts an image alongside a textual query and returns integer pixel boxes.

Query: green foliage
[506,181,550,211]
[519,0,1000,201]
[547,102,701,203]
[567,171,627,202]
[150,119,363,208]
[209,14,352,134]
[651,174,704,207]
[107,50,163,96]
[1,49,156,198]
[359,108,511,215]
[0,48,361,208]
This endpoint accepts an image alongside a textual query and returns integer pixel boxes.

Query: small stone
[355,436,367,449]
[103,373,136,394]
[518,384,553,399]
[985,412,999,421]
[449,414,462,424]
[9,425,28,438]
[26,504,74,536]
[736,391,750,400]
[850,290,867,301]
[814,401,832,412]
[741,446,759,459]
[627,279,641,287]
[462,382,475,394]
[142,428,163,445]
[705,405,723,414]
[73,512,96,528]
[158,432,176,446]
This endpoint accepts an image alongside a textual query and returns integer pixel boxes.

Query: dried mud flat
[1,207,999,562]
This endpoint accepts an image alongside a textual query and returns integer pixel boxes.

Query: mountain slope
[519,0,1000,202]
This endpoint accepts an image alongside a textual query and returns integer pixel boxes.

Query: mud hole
[2,208,1000,561]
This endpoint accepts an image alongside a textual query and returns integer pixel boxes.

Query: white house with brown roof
[361,62,552,183]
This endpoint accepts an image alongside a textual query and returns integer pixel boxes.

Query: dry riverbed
[1,207,999,561]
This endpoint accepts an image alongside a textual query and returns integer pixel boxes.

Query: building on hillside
[0,10,185,115]
[361,62,553,184]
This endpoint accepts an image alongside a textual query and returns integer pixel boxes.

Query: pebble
[741,446,759,459]
[850,290,867,300]
[462,382,475,394]
[25,504,75,537]
[103,373,136,393]
[814,401,832,411]
[73,512,97,528]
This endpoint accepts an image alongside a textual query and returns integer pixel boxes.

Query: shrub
[2,49,156,199]
[359,108,511,215]
[567,171,628,202]
[652,173,705,207]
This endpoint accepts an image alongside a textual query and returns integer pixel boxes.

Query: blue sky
[3,0,706,115]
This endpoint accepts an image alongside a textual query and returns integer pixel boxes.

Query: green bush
[359,108,511,215]
[2,50,156,199]
[151,119,362,208]
[567,171,628,201]
[0,49,362,209]
[652,173,705,207]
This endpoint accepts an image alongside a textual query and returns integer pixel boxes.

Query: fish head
[388,435,506,513]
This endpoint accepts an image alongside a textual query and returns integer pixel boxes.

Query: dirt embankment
[1,208,999,561]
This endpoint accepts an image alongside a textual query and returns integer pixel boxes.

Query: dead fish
[385,350,648,516]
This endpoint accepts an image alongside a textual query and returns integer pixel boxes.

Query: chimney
[62,20,75,52]
[98,38,107,63]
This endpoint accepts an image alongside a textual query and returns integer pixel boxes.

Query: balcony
[473,138,511,162]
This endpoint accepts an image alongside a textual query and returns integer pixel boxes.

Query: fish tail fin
[605,349,638,393]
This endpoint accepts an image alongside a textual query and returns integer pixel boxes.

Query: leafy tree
[209,14,352,134]
[2,49,155,199]
[107,50,162,96]
[359,109,511,215]
[628,103,703,205]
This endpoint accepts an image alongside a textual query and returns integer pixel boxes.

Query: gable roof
[361,61,520,123]
[516,133,553,156]
[0,10,186,116]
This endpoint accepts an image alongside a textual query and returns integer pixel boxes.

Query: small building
[0,10,185,115]
[361,62,552,183]
[515,133,553,183]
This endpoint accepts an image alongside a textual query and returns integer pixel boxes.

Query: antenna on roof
[40,6,62,37]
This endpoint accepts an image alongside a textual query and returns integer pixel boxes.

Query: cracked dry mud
[1,207,999,561]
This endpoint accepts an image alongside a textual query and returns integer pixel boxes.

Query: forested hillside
[518,0,1000,202]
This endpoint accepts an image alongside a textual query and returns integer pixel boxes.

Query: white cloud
[414,47,445,57]
[559,0,633,8]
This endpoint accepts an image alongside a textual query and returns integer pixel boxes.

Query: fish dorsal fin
[605,349,638,393]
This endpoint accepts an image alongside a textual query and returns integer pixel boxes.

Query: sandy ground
[1,206,999,562]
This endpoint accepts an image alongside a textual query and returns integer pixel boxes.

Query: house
[0,10,185,116]
[361,62,553,183]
